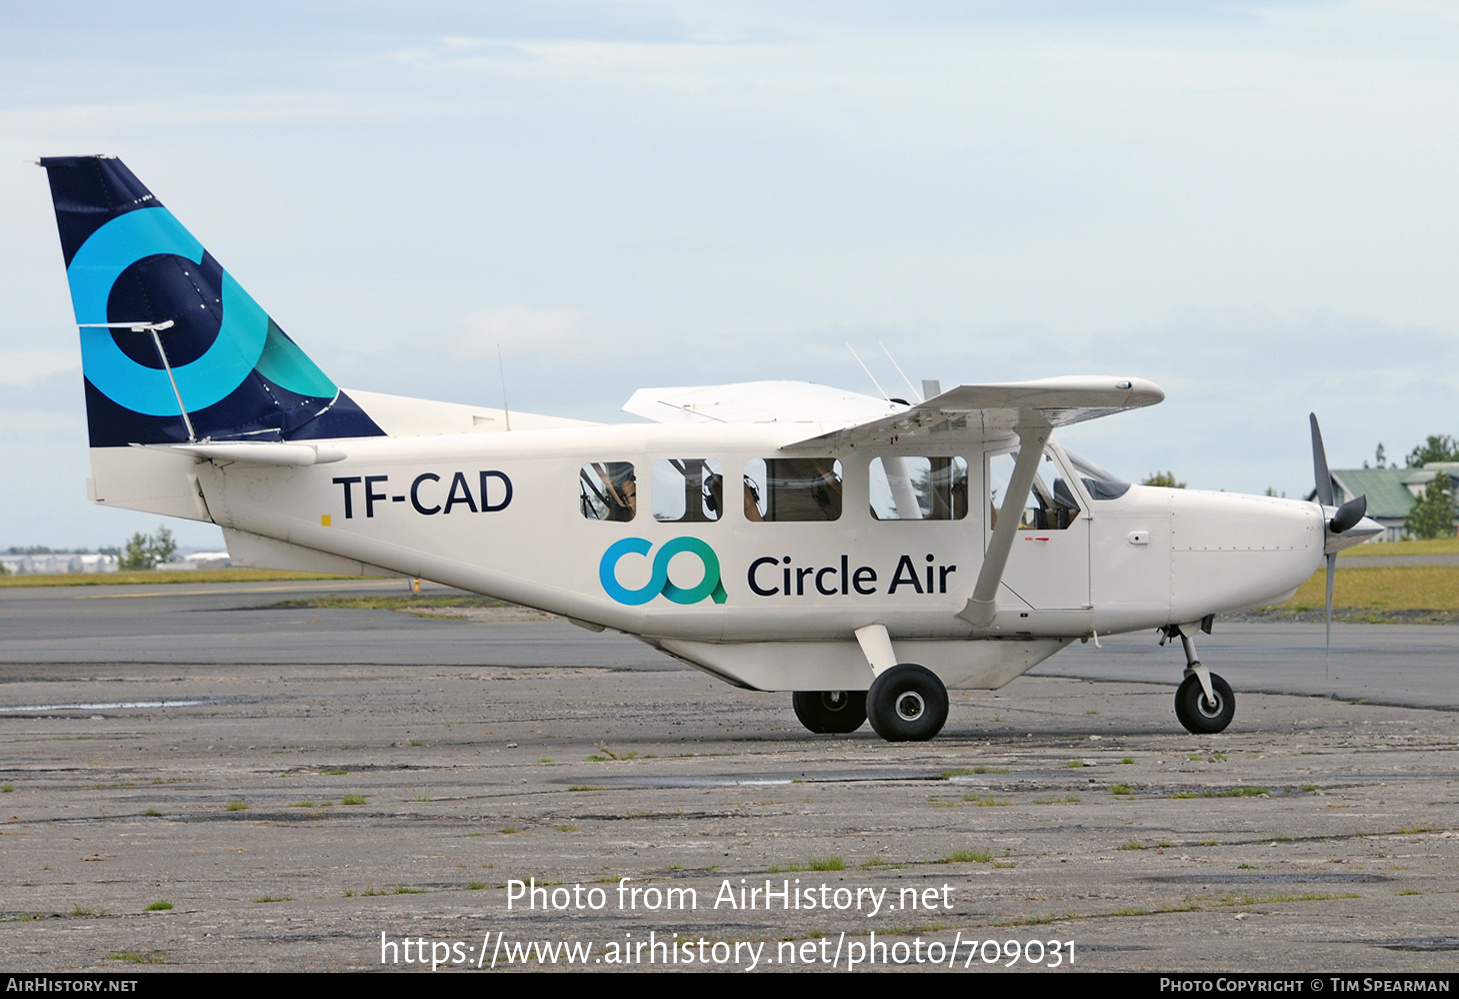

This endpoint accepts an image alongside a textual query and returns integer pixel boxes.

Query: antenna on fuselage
[879,341,924,403]
[497,344,512,432]
[846,343,890,401]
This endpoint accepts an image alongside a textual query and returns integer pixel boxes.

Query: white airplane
[38,155,1382,742]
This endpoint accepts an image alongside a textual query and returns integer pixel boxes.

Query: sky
[4,1,1458,549]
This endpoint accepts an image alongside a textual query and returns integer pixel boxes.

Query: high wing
[623,380,903,426]
[780,376,1165,453]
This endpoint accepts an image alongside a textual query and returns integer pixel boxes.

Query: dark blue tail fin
[40,156,384,447]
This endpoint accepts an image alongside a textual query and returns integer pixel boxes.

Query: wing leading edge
[779,376,1165,453]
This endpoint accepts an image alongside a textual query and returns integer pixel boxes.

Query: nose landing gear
[1162,621,1235,734]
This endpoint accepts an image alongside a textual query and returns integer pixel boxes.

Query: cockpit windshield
[1061,449,1131,501]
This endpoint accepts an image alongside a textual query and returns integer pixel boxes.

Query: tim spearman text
[506,877,955,917]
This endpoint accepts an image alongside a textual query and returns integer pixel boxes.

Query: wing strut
[957,425,1050,628]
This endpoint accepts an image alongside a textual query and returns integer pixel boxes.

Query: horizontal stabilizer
[141,441,347,466]
[783,376,1164,452]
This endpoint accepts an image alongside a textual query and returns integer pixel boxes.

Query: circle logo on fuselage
[599,537,728,606]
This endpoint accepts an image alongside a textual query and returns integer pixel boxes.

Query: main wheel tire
[866,664,949,742]
[1174,673,1235,734]
[792,690,867,734]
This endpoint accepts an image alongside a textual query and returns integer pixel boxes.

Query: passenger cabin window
[743,458,843,522]
[987,449,1080,531]
[652,459,724,523]
[869,456,968,521]
[580,462,637,522]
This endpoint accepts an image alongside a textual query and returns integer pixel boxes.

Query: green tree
[118,525,179,570]
[1404,473,1457,540]
[120,532,153,570]
[148,526,177,566]
[1407,435,1459,468]
[1142,471,1185,489]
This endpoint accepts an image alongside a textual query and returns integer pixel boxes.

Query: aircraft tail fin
[39,155,384,447]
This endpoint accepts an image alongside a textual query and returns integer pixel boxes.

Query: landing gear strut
[1162,623,1235,734]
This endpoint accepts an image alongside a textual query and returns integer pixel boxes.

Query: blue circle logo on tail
[66,206,327,416]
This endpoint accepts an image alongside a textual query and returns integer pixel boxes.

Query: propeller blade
[1310,413,1334,507]
[1325,551,1335,666]
[1330,494,1368,535]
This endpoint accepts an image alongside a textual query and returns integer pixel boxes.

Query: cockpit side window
[987,449,1080,531]
[580,462,637,522]
[743,458,843,522]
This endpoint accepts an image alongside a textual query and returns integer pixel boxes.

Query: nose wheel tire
[866,664,949,742]
[792,690,867,734]
[1174,673,1235,734]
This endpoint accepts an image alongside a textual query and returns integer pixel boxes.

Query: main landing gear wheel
[792,690,867,734]
[1174,673,1235,734]
[866,664,948,742]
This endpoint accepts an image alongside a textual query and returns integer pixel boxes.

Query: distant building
[1319,462,1459,541]
[0,553,119,575]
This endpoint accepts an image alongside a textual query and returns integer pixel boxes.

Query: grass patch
[142,808,162,817]
[964,795,1011,807]
[940,766,1010,779]
[1117,841,1145,851]
[555,824,576,832]
[288,800,315,808]
[467,882,487,891]
[1173,786,1268,799]
[568,785,603,792]
[1,784,13,793]
[1276,565,1459,616]
[253,895,292,904]
[1341,537,1459,557]
[341,795,366,806]
[225,801,249,811]
[1121,756,1135,765]
[1218,892,1360,907]
[108,951,165,964]
[858,857,905,870]
[0,568,360,588]
[994,912,1072,927]
[768,857,846,873]
[144,900,172,912]
[1397,889,1422,896]
[940,849,993,864]
[324,768,348,776]
[586,748,637,761]
[1111,784,1133,795]
[264,593,511,612]
[499,826,522,835]
[1066,760,1086,768]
